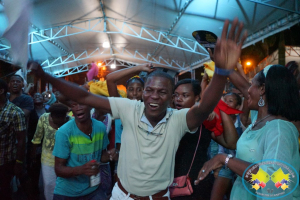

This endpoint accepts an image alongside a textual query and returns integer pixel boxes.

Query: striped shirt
[0,100,26,165]
[52,118,109,197]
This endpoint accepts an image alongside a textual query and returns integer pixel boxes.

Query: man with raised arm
[28,19,247,199]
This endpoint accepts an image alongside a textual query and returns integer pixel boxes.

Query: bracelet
[16,159,23,164]
[224,154,233,169]
[215,66,233,76]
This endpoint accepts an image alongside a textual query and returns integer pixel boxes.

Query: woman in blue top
[195,65,300,200]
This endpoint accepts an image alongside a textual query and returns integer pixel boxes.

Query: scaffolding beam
[49,58,139,77]
[29,17,208,56]
[0,38,11,51]
[41,46,184,70]
[150,0,196,58]
[243,13,300,48]
[246,0,300,14]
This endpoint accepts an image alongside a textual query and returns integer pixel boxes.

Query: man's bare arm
[187,19,247,130]
[28,62,111,113]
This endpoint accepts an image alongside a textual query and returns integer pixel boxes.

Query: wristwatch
[224,154,233,169]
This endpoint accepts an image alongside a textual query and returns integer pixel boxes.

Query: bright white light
[111,64,116,69]
[102,42,110,48]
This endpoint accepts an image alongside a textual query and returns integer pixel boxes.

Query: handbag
[169,125,202,198]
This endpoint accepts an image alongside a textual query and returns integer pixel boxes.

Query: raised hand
[27,61,45,77]
[214,18,247,71]
[138,63,155,73]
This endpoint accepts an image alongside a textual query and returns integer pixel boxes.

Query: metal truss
[178,57,210,75]
[246,0,300,14]
[49,58,139,77]
[102,58,139,67]
[30,23,70,55]
[47,64,89,77]
[179,13,300,75]
[246,46,300,78]
[151,0,194,58]
[0,38,11,51]
[0,53,13,63]
[29,17,208,56]
[243,13,300,48]
[285,46,300,57]
[41,46,185,70]
[99,0,114,55]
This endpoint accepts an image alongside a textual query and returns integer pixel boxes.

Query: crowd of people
[0,18,300,200]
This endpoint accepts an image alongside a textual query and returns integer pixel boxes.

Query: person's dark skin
[28,18,248,182]
[30,93,46,163]
[208,47,250,127]
[32,93,46,117]
[54,101,117,178]
[173,82,238,148]
[0,87,26,178]
[209,94,241,200]
[126,80,144,100]
[107,64,152,161]
[193,80,239,149]
[106,63,154,101]
[30,112,69,163]
[8,75,31,118]
[28,18,247,133]
[42,91,52,103]
[195,73,290,185]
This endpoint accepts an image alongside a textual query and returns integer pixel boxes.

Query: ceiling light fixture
[102,42,110,48]
[111,64,116,69]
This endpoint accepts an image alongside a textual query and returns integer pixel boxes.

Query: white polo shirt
[108,97,195,196]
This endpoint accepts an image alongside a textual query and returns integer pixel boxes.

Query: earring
[258,96,265,107]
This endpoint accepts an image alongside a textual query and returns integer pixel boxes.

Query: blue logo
[242,159,299,199]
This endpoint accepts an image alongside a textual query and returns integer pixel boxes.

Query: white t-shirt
[108,97,195,196]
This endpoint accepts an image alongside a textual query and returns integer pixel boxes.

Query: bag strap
[186,125,202,176]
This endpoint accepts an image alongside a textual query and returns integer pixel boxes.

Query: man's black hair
[9,74,24,82]
[49,103,69,118]
[145,70,175,92]
[0,78,8,95]
[174,79,201,96]
[224,92,242,106]
[262,65,300,121]
[285,61,299,76]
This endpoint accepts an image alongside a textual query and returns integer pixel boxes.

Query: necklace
[248,114,272,132]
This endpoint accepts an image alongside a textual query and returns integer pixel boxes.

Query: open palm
[214,19,247,71]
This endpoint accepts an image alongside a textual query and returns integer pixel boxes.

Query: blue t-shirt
[115,119,122,145]
[52,118,109,197]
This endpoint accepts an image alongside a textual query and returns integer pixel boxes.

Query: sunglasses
[44,94,51,98]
